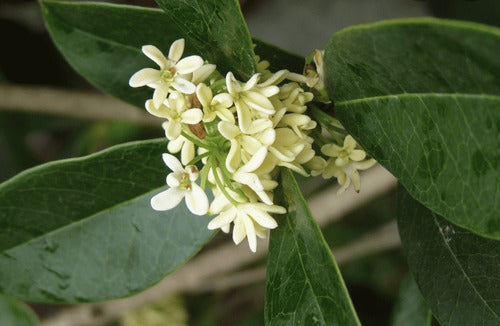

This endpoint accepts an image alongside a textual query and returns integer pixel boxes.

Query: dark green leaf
[42,1,296,109]
[154,0,256,80]
[264,169,360,326]
[398,186,500,326]
[253,38,304,73]
[0,139,215,302]
[390,274,434,326]
[41,0,183,108]
[0,294,39,326]
[325,18,500,239]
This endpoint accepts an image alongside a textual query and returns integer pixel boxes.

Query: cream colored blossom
[196,83,234,123]
[145,92,202,140]
[218,120,275,172]
[167,135,195,166]
[208,201,284,252]
[324,158,377,194]
[226,72,279,133]
[321,135,367,167]
[129,39,204,107]
[151,154,208,215]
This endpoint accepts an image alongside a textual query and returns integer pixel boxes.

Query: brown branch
[0,84,158,126]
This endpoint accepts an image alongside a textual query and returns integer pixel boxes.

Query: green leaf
[264,169,360,326]
[390,274,434,326]
[398,186,500,326]
[0,294,39,326]
[253,38,304,73]
[41,1,296,109]
[0,139,215,302]
[324,18,500,239]
[154,0,256,80]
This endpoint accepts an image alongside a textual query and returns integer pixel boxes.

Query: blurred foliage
[427,0,500,27]
[120,295,188,326]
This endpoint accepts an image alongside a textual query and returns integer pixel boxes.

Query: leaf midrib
[283,171,361,325]
[433,216,499,321]
[336,93,500,107]
[44,2,143,54]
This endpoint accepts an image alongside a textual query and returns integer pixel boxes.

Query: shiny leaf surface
[154,0,256,80]
[0,139,215,302]
[398,187,500,326]
[264,169,360,326]
[42,1,296,108]
[325,18,500,239]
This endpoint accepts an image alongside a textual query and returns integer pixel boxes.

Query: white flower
[316,136,377,194]
[208,201,285,252]
[145,92,202,140]
[218,120,275,173]
[167,135,195,166]
[151,153,209,215]
[321,135,367,167]
[129,39,204,107]
[196,83,234,123]
[323,158,377,194]
[226,72,279,133]
[279,83,314,114]
[232,147,273,205]
[278,113,317,138]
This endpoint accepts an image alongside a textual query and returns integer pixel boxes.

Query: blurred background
[0,0,498,325]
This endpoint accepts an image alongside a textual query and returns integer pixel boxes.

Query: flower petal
[181,140,195,165]
[172,77,196,94]
[239,146,267,173]
[349,149,367,161]
[145,100,170,119]
[242,205,277,229]
[162,153,183,172]
[242,214,257,252]
[213,93,233,109]
[208,207,237,230]
[196,83,213,109]
[150,187,185,211]
[176,55,204,74]
[163,120,182,140]
[142,45,168,69]
[181,109,203,124]
[232,216,246,245]
[192,64,216,84]
[153,84,170,108]
[226,139,241,173]
[242,73,260,91]
[226,72,240,95]
[168,38,185,63]
[218,121,240,140]
[129,68,160,87]
[235,102,252,133]
[185,184,209,215]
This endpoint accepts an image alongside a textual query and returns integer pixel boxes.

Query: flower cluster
[129,38,375,252]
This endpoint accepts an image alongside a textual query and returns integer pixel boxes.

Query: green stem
[209,156,240,207]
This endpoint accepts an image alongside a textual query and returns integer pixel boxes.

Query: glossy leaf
[398,186,500,326]
[0,139,215,302]
[41,1,295,109]
[325,18,500,239]
[253,38,304,73]
[0,294,39,326]
[390,274,434,326]
[264,169,360,326]
[154,0,256,80]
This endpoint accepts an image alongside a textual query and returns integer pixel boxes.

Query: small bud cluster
[129,39,375,252]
